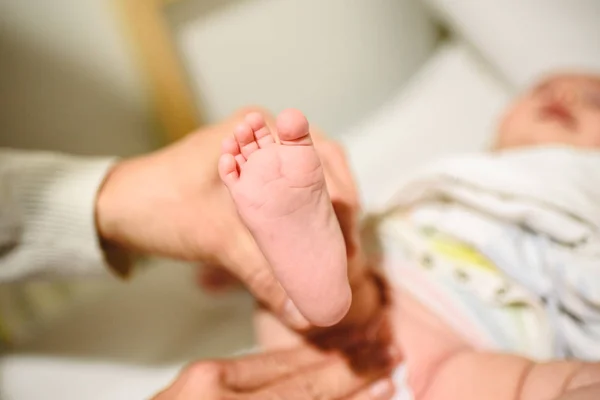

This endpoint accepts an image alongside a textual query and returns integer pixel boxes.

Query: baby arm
[397,290,600,400]
[421,351,600,400]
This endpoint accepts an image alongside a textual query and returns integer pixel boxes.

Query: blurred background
[0,0,599,398]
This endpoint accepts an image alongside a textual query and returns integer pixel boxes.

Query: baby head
[495,74,600,150]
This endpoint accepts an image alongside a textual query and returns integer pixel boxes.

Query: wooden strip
[113,0,202,143]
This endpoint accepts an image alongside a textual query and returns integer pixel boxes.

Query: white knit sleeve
[0,149,119,282]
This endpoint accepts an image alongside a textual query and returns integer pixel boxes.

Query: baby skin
[222,108,600,399]
[218,109,351,326]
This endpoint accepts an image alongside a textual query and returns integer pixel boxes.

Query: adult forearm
[0,149,120,281]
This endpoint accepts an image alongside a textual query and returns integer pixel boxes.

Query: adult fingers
[235,378,395,400]
[246,353,394,400]
[221,346,333,391]
[333,198,361,259]
[154,348,335,400]
[317,140,362,262]
[317,140,360,207]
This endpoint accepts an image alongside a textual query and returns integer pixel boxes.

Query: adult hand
[95,107,366,329]
[95,108,306,324]
[153,346,395,400]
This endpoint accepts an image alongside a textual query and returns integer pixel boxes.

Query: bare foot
[218,109,350,326]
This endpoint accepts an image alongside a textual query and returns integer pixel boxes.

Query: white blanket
[387,146,600,360]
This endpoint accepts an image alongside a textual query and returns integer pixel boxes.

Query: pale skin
[220,74,600,399]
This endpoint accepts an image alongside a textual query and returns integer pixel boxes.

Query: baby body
[220,74,600,399]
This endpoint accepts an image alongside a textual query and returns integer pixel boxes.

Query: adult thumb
[225,238,311,330]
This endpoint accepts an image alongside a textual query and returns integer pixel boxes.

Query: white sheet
[392,146,600,240]
[340,40,511,211]
[424,0,600,88]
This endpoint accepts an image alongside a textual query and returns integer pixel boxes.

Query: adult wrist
[95,159,137,278]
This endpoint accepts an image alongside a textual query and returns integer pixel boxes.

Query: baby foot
[218,109,350,326]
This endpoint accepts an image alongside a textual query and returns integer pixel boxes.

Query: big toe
[276,108,312,144]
